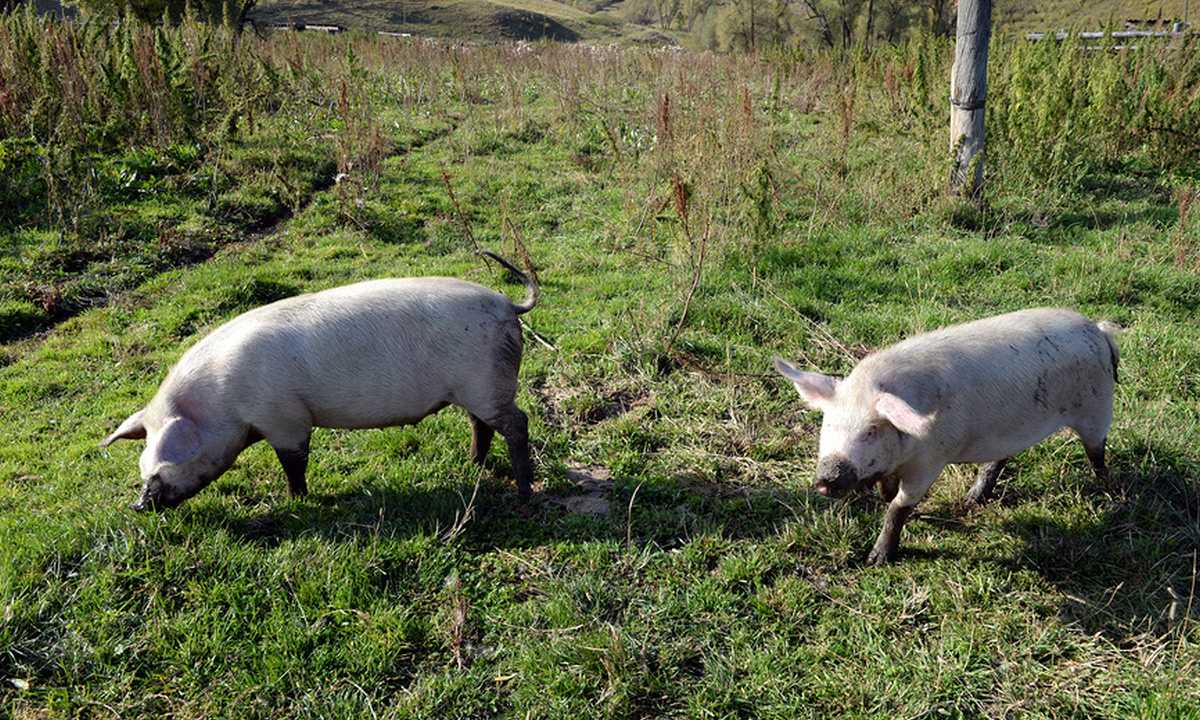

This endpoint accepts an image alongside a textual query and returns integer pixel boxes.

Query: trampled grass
[2,18,1200,719]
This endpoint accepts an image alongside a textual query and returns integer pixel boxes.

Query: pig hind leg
[474,404,534,500]
[1071,418,1111,480]
[1081,435,1109,481]
[963,458,1008,507]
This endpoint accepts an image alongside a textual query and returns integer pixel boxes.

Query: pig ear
[153,416,204,465]
[100,408,148,446]
[772,356,839,412]
[875,392,934,439]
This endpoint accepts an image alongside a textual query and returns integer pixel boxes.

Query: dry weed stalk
[1172,184,1198,270]
[441,571,471,671]
[436,475,480,544]
[439,167,478,251]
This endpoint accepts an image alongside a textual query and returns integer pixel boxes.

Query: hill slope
[995,0,1193,34]
[251,0,673,43]
[252,0,1193,40]
[32,0,1193,41]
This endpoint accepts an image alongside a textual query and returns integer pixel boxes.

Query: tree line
[611,0,955,51]
[4,0,258,25]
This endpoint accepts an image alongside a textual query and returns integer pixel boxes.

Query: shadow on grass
[996,440,1200,637]
[188,465,817,557]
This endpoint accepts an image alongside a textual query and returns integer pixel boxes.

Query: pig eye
[858,424,892,445]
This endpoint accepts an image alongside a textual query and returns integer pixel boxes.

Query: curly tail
[476,249,539,315]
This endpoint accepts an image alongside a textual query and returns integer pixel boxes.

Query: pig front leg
[963,458,1008,506]
[868,502,915,565]
[867,464,942,565]
[468,414,495,465]
[876,475,900,503]
[273,438,311,497]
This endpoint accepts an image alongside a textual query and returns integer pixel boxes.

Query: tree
[680,0,714,32]
[71,0,257,25]
[714,0,795,52]
[794,0,945,50]
[654,0,682,29]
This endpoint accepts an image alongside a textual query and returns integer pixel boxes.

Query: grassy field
[2,14,1200,719]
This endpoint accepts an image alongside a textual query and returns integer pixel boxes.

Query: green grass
[3,21,1200,720]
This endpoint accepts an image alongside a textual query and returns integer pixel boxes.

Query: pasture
[2,13,1199,718]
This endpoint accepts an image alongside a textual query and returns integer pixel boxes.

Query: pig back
[175,277,524,430]
[859,308,1116,463]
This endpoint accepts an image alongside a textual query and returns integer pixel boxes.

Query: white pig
[101,250,538,511]
[773,308,1119,564]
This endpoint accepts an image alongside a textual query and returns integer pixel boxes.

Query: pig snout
[129,475,186,512]
[814,455,862,498]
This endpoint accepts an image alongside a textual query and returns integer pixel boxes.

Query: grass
[2,19,1200,719]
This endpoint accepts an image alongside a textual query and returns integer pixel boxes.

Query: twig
[757,276,859,366]
[440,166,478,251]
[520,318,559,351]
[662,215,711,355]
[626,480,645,546]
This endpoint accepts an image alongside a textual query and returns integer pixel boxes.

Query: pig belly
[947,413,1078,464]
[299,377,453,430]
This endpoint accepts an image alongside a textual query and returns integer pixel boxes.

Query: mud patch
[545,463,614,515]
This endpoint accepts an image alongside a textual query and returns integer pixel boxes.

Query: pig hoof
[962,491,988,508]
[866,546,897,565]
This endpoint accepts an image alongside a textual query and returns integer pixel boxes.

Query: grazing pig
[773,308,1119,565]
[101,250,539,511]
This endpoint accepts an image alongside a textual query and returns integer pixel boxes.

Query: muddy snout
[129,476,184,512]
[814,455,865,499]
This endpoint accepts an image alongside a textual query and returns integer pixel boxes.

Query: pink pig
[774,308,1119,564]
[102,251,538,510]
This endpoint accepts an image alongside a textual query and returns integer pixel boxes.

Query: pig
[772,308,1119,565]
[100,250,539,511]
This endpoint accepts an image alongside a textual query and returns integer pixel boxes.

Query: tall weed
[989,31,1200,211]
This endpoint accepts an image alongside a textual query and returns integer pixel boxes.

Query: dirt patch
[532,380,656,429]
[545,463,614,515]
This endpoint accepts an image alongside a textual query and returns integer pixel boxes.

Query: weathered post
[949,0,992,203]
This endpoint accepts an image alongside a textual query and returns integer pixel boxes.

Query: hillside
[29,0,1193,41]
[995,0,1194,34]
[251,0,677,43]
[251,0,1195,41]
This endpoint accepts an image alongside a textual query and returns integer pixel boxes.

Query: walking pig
[101,250,539,511]
[773,308,1119,564]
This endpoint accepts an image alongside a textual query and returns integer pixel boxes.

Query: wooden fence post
[949,0,992,203]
